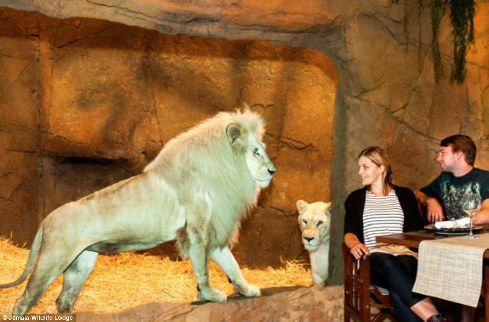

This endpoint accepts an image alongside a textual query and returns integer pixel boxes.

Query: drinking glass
[462,192,481,239]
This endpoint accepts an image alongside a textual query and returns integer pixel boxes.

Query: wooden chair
[342,243,398,322]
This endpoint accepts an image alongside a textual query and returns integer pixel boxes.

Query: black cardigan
[343,185,423,243]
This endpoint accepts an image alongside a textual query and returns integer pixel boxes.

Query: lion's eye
[253,148,261,157]
[316,220,323,227]
[302,219,308,225]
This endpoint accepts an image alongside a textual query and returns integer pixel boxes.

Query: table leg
[485,264,489,322]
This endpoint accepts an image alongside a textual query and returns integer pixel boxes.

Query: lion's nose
[304,237,314,243]
[268,169,276,175]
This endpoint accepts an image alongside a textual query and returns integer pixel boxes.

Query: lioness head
[226,123,276,188]
[296,200,331,251]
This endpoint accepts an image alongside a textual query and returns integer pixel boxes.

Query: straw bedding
[0,237,312,314]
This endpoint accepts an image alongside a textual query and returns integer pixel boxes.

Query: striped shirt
[363,189,404,250]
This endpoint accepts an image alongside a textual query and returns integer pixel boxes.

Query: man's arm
[473,198,489,224]
[415,190,445,223]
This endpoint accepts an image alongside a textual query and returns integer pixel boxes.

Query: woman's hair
[440,134,476,166]
[358,146,393,195]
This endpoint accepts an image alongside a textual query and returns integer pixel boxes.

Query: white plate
[424,224,483,236]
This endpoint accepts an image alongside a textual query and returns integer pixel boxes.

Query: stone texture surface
[1,0,489,288]
[76,285,343,322]
[0,8,336,271]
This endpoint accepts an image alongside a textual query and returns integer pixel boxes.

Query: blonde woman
[344,146,446,322]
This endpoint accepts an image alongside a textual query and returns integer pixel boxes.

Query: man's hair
[440,134,476,166]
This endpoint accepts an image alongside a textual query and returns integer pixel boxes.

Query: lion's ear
[226,123,243,145]
[323,202,332,213]
[296,200,308,213]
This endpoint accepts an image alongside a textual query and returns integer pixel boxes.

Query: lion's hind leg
[56,250,98,313]
[13,251,77,315]
[210,246,261,298]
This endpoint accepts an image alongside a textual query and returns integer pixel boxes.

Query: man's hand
[416,191,445,223]
[426,197,445,222]
[473,199,489,224]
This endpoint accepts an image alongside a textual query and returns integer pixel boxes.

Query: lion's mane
[144,109,266,255]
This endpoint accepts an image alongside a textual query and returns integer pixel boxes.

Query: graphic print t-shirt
[420,168,489,220]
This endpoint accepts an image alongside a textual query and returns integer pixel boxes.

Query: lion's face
[245,136,276,188]
[296,200,331,251]
[226,122,275,189]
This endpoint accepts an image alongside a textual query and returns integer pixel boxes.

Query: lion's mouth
[256,178,272,188]
[303,242,320,251]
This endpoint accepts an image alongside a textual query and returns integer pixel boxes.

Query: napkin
[434,217,470,229]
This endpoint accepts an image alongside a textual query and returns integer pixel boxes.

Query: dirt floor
[0,237,344,321]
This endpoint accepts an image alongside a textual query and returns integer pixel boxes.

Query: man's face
[437,145,461,172]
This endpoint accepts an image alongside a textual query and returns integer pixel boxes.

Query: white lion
[1,109,276,315]
[296,200,331,285]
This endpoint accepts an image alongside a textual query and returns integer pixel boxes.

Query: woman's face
[358,156,385,187]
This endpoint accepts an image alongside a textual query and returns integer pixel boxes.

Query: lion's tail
[0,226,43,288]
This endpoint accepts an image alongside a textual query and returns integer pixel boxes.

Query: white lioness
[1,109,276,315]
[296,200,332,285]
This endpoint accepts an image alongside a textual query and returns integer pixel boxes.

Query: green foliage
[431,0,448,82]
[449,0,475,83]
[393,0,476,83]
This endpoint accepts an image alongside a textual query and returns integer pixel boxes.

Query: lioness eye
[302,219,308,225]
[316,220,323,227]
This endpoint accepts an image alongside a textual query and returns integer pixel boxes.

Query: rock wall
[1,0,489,285]
[0,8,336,270]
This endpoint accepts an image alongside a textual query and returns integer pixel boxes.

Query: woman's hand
[350,242,369,260]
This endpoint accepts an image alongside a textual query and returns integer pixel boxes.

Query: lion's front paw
[198,288,227,302]
[237,284,261,297]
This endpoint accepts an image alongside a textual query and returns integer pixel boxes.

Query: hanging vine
[449,0,475,83]
[393,0,476,83]
[430,0,448,83]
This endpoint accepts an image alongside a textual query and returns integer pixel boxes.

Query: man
[416,134,489,225]
[416,134,489,322]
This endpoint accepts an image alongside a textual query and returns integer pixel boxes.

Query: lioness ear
[226,123,242,145]
[296,200,308,212]
[323,202,332,213]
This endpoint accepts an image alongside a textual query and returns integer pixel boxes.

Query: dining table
[376,224,489,321]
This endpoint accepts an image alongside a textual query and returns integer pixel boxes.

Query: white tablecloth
[412,232,489,307]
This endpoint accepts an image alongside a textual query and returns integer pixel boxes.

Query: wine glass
[462,192,481,239]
